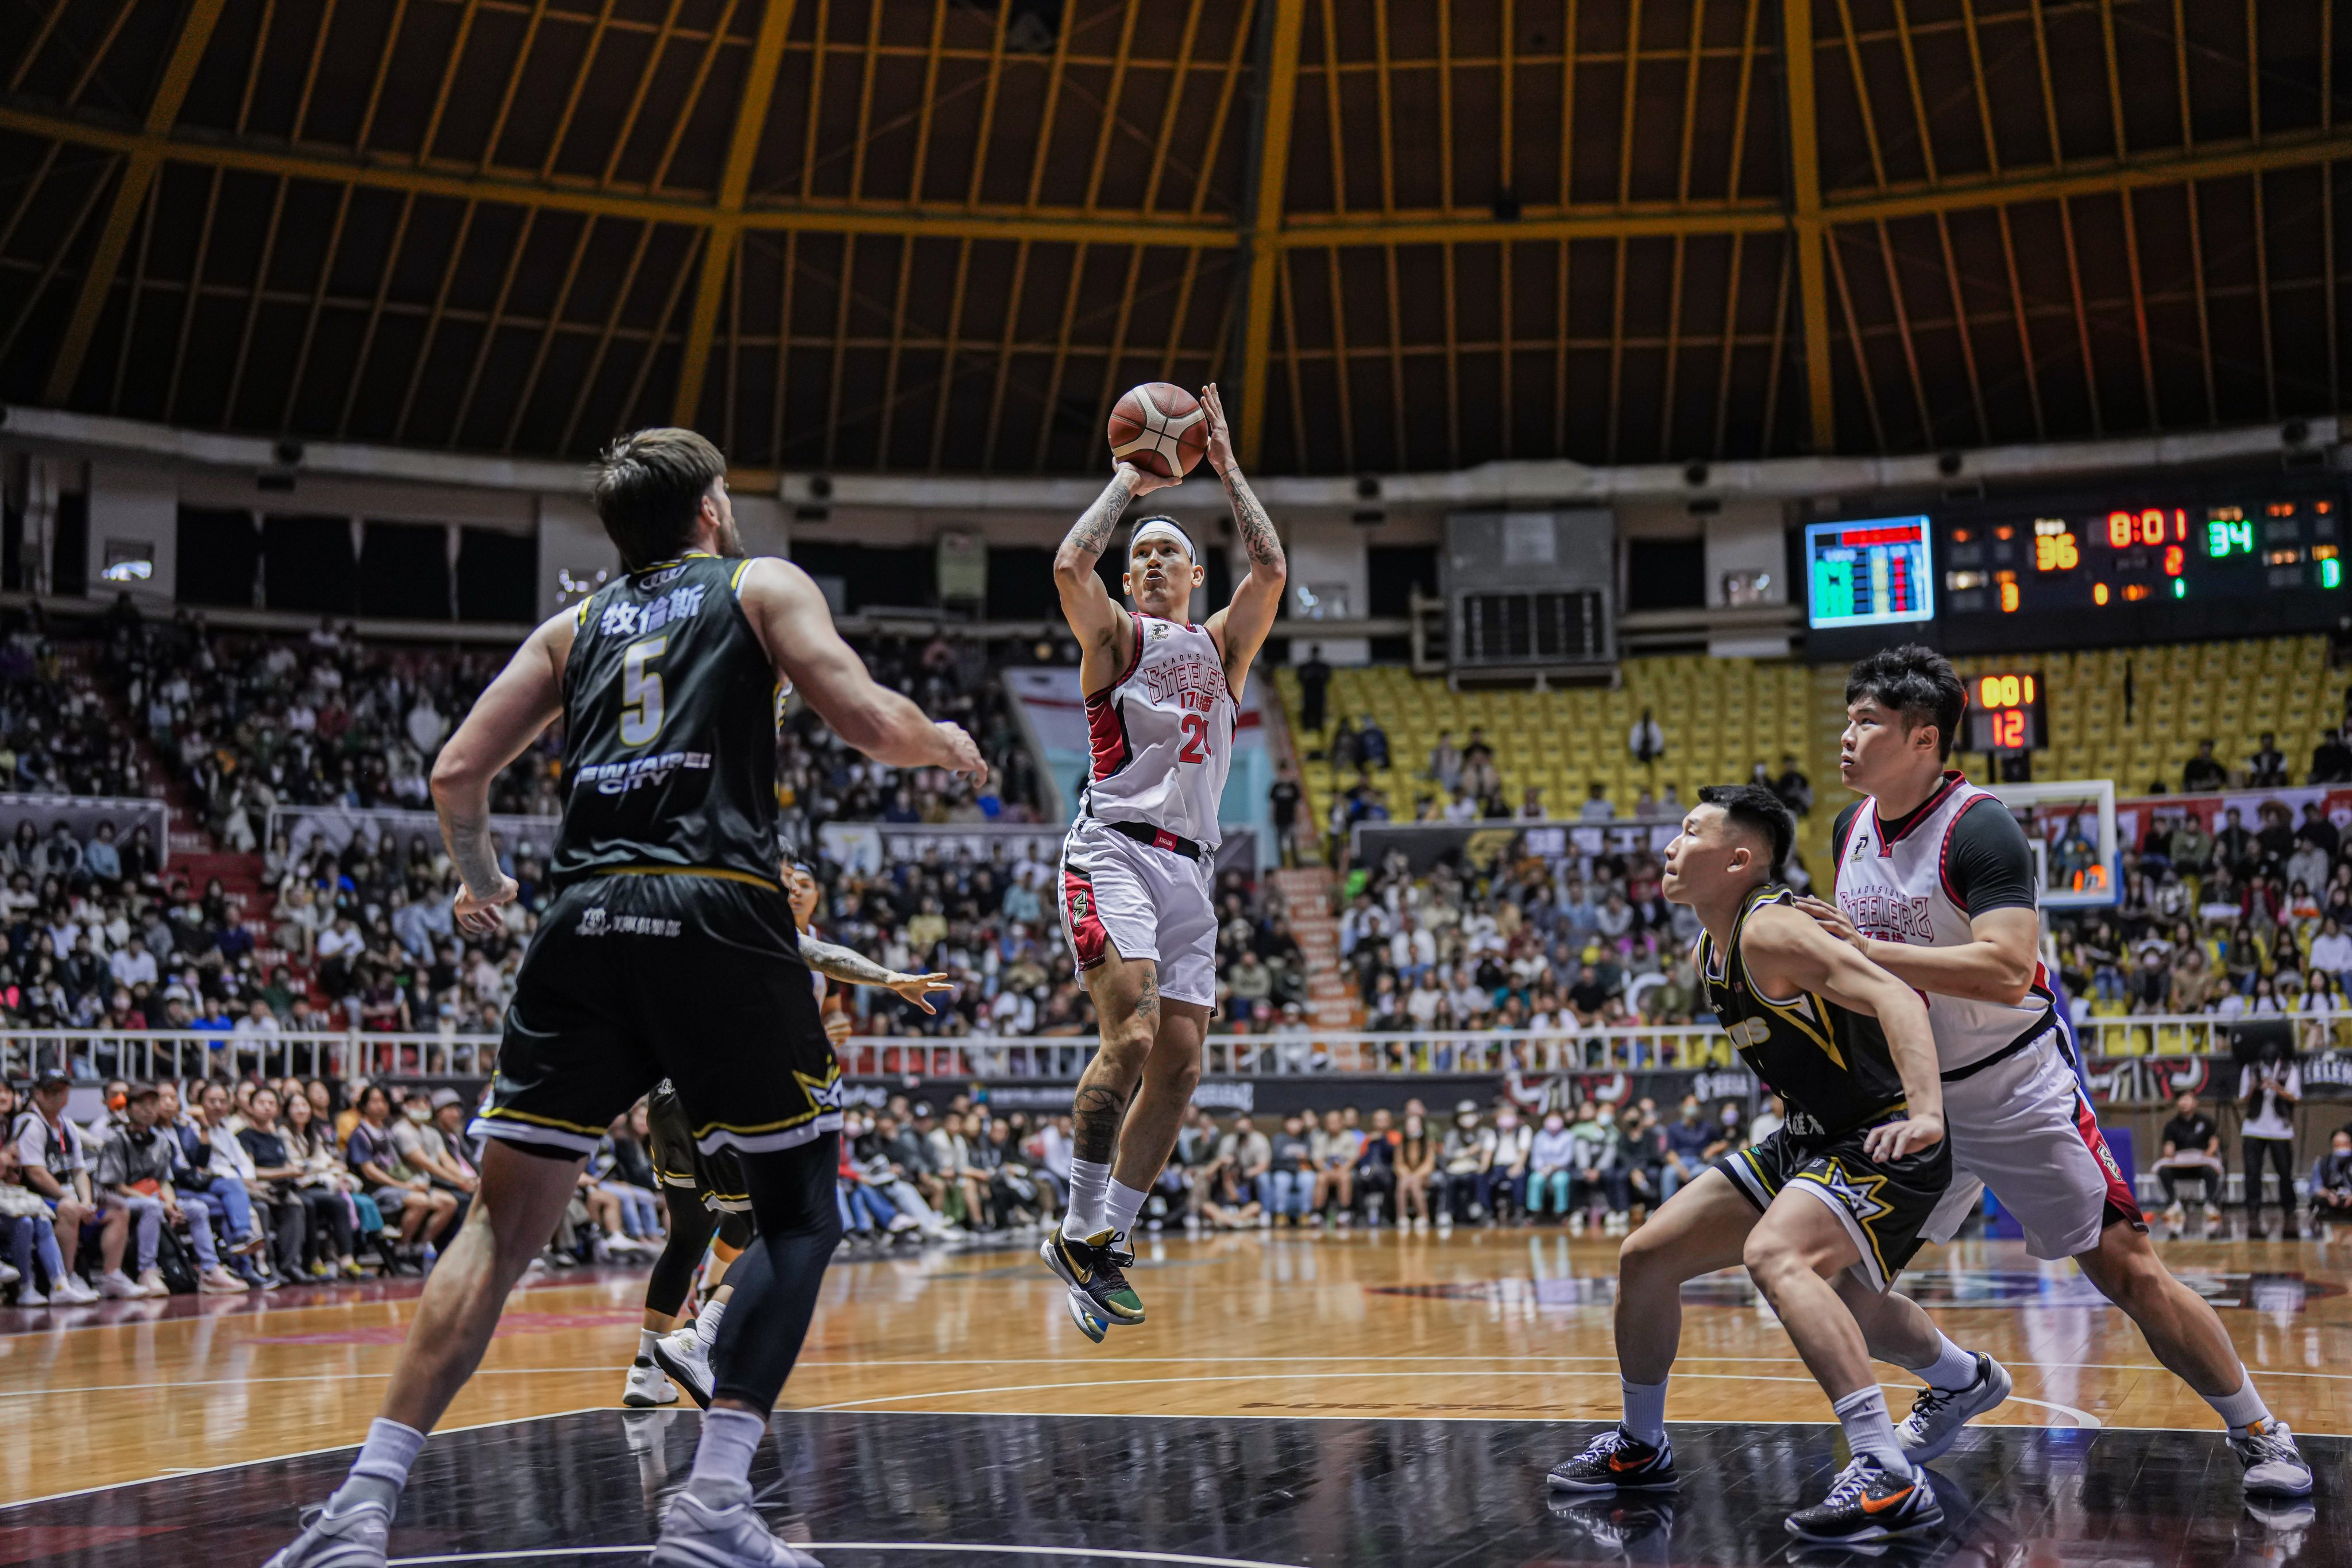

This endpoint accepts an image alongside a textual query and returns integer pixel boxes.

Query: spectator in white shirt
[2310,918,2352,984]
[108,934,159,990]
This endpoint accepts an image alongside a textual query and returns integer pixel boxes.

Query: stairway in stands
[1272,864,1360,1030]
[55,642,268,918]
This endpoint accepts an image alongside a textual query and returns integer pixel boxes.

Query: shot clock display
[1932,480,2347,654]
[1965,671,2044,752]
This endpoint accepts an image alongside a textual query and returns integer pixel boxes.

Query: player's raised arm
[1796,897,2039,1006]
[1198,382,1285,697]
[735,556,987,783]
[429,608,574,930]
[1057,462,1173,692]
[1740,903,1944,1160]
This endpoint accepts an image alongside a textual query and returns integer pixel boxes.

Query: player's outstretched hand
[453,875,518,937]
[824,1011,854,1048]
[1793,894,1868,955]
[1864,1111,1944,1162]
[1199,383,1236,474]
[934,721,991,787]
[1116,456,1183,496]
[889,971,955,1014]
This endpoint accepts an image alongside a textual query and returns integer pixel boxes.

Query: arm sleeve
[1943,799,2039,914]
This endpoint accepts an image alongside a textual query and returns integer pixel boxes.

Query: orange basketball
[1106,383,1208,478]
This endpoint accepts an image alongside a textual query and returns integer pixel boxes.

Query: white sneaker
[651,1328,715,1409]
[2204,1204,2224,1227]
[136,1268,167,1297]
[0,1261,17,1284]
[624,1357,680,1408]
[261,1497,391,1568]
[98,1270,144,1299]
[2230,1419,2315,1498]
[1896,1353,2013,1462]
[652,1488,821,1568]
[54,1275,99,1304]
[200,1266,252,1294]
[16,1283,46,1305]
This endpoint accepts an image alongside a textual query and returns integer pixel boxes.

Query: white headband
[1130,519,1194,559]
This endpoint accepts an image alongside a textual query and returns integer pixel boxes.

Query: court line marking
[0,1407,611,1515]
[797,1370,2106,1431]
[389,1546,1307,1567]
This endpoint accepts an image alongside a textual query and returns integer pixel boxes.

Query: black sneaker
[1039,1228,1144,1326]
[1547,1426,1678,1492]
[1785,1457,1943,1543]
[1547,1492,1678,1547]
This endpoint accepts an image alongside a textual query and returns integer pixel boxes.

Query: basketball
[1107,381,1208,478]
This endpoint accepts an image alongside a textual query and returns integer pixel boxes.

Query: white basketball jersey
[1082,611,1234,847]
[1832,771,2059,1076]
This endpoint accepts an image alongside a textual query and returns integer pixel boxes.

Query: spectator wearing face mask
[2312,1130,2352,1226]
[1439,1102,1496,1226]
[1527,1113,1578,1219]
[1266,1115,1315,1226]
[1660,1096,1712,1200]
[1486,1106,1532,1222]
[1604,1107,1667,1236]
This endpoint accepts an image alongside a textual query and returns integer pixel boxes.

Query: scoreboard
[1965,671,2044,752]
[1805,517,1934,630]
[1930,479,2346,654]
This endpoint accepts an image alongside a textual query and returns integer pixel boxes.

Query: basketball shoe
[1895,1353,2011,1462]
[652,1326,716,1409]
[2229,1419,2314,1497]
[1783,1457,1942,1543]
[1546,1493,1677,1549]
[1038,1228,1143,1328]
[625,1355,680,1408]
[1064,1287,1110,1344]
[1546,1427,1678,1492]
[261,1497,391,1568]
[651,1488,821,1568]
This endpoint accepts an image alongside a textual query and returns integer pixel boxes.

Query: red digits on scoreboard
[2107,511,2133,548]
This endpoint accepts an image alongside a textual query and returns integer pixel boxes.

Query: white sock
[2206,1373,2272,1433]
[1620,1376,1669,1445]
[329,1418,424,1515]
[694,1296,726,1347]
[1103,1180,1149,1240]
[1062,1157,1113,1240]
[637,1328,662,1363]
[685,1406,767,1505]
[1909,1333,1982,1393]
[1832,1387,1913,1477]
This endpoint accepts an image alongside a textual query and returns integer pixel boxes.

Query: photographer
[2238,1038,2303,1239]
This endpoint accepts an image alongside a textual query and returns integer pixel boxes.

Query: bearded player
[1798,644,2311,1503]
[1042,383,1284,1341]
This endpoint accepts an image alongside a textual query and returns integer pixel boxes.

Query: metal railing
[7,1013,2323,1087]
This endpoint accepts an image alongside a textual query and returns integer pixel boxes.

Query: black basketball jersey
[1696,884,1910,1137]
[552,553,779,886]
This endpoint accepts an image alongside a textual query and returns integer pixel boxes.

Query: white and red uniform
[1058,612,1232,1007]
[1833,770,2142,1261]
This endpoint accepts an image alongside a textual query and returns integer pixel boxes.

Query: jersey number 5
[620,635,669,746]
[1177,712,1210,764]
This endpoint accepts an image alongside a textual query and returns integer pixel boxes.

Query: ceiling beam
[1779,0,1836,455]
[43,0,226,405]
[671,0,796,428]
[1234,0,1309,470]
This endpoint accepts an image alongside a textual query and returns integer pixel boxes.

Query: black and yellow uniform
[646,1080,750,1212]
[472,553,840,1163]
[1700,883,1951,1291]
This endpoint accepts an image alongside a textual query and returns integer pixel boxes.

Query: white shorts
[1057,817,1218,1007]
[1922,1029,2145,1261]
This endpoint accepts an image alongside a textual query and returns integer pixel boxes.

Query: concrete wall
[536,495,619,621]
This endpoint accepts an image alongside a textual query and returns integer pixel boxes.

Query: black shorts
[471,872,841,1164]
[646,1081,751,1213]
[1715,1116,1952,1293]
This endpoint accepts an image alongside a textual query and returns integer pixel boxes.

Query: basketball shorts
[1922,1028,2145,1261]
[1717,1114,1953,1293]
[471,872,842,1163]
[1057,817,1218,1007]
[646,1081,751,1214]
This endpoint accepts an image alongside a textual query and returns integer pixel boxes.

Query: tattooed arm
[798,933,955,1014]
[1057,464,1164,698]
[430,608,573,935]
[1197,383,1286,699]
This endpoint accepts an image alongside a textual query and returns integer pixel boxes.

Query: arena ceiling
[1,0,2346,479]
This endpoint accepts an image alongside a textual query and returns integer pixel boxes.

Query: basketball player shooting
[1042,383,1284,1341]
[1797,644,2312,1505]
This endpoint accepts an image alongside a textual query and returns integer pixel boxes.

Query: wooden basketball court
[3,1229,2345,1565]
